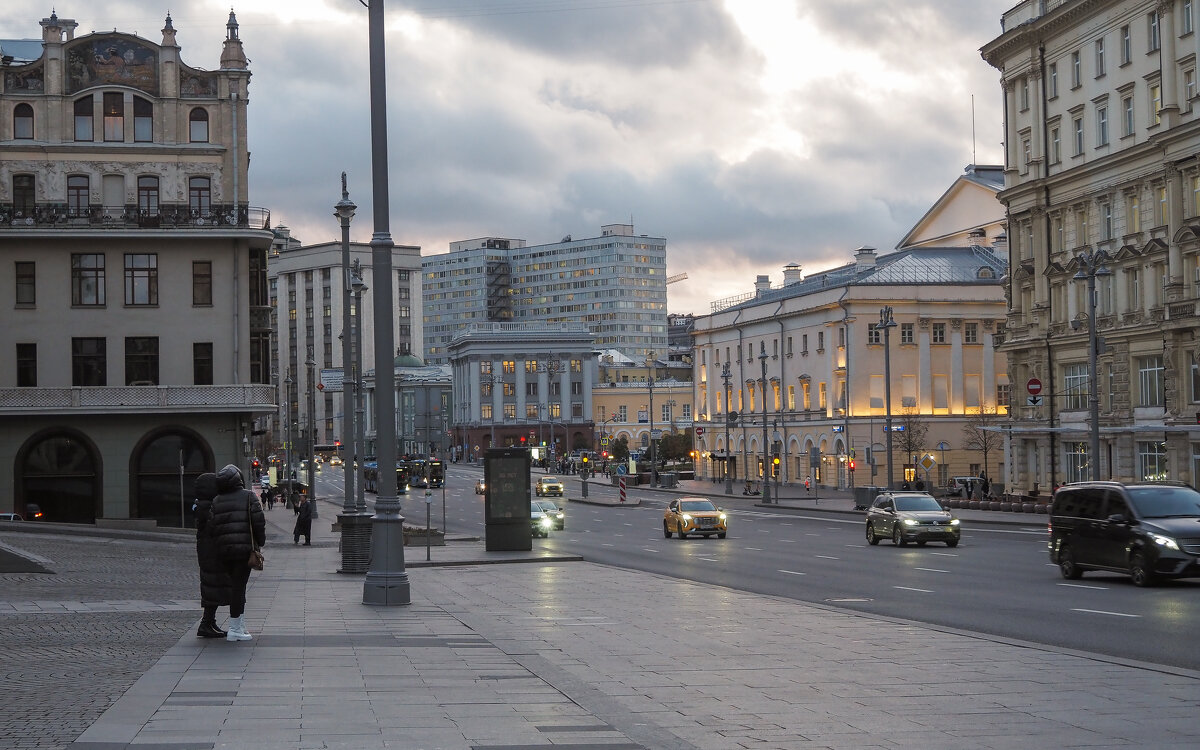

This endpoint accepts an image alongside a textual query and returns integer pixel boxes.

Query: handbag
[246,495,264,570]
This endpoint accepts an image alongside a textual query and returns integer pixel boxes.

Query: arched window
[138,175,159,215]
[189,176,211,215]
[18,430,101,524]
[74,95,93,141]
[13,103,33,139]
[67,175,89,217]
[132,429,211,527]
[189,107,208,142]
[133,96,153,142]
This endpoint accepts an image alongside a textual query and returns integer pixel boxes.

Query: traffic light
[581,454,589,464]
[519,436,527,444]
[601,451,609,459]
[848,459,856,472]
[252,458,260,470]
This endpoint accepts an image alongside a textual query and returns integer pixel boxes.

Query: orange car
[663,497,727,539]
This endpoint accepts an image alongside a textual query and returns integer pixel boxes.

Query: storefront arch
[16,428,103,523]
[130,427,213,528]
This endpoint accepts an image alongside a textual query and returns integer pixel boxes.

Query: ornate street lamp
[335,173,356,516]
[646,356,657,486]
[351,262,368,513]
[284,369,294,484]
[721,361,733,495]
[758,342,772,504]
[1073,249,1111,481]
[878,306,898,490]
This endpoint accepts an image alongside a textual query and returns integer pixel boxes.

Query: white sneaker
[225,615,253,641]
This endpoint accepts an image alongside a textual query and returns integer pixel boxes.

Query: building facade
[423,224,668,365]
[983,0,1200,490]
[361,354,453,460]
[0,12,274,525]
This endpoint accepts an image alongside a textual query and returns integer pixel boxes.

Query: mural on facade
[66,36,158,94]
[4,63,44,92]
[179,68,217,97]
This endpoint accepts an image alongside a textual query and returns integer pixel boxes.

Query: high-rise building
[983,0,1200,488]
[423,224,668,364]
[0,12,274,525]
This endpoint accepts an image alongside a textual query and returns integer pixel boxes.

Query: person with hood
[209,464,266,642]
[192,472,232,638]
[293,494,313,545]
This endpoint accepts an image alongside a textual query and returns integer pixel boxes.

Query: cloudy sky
[2,0,1012,315]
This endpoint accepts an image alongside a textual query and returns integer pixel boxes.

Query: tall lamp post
[1073,249,1111,481]
[758,342,772,504]
[284,369,293,483]
[646,357,657,486]
[305,352,316,502]
[362,0,409,606]
[721,361,733,495]
[336,173,356,516]
[351,262,368,513]
[878,307,897,490]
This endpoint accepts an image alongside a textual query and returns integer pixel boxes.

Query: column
[1003,79,1018,172]
[1166,163,1185,298]
[918,319,932,409]
[1031,208,1050,309]
[949,321,964,413]
[1159,0,1180,127]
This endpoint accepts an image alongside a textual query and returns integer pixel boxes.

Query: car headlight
[903,518,919,526]
[681,513,692,521]
[1151,534,1180,551]
[718,513,726,520]
[540,517,553,528]
[949,519,961,526]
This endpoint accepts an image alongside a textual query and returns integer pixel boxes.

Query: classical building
[0,12,274,525]
[361,353,453,459]
[983,0,1200,488]
[422,224,668,365]
[447,322,596,461]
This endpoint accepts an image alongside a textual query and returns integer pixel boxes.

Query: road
[310,462,1200,671]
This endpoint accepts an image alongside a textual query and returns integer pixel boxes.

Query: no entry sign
[1027,378,1042,395]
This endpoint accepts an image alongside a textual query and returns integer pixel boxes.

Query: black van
[1048,481,1200,586]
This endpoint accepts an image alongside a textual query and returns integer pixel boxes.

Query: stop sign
[1027,378,1042,395]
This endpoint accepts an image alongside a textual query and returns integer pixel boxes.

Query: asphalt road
[312,463,1200,672]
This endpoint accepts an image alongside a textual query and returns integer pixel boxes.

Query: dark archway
[131,427,213,528]
[16,428,102,523]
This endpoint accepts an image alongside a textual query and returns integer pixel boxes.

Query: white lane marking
[601,543,614,547]
[697,557,719,562]
[623,523,633,526]
[1072,608,1140,618]
[814,555,839,560]
[745,547,764,551]
[780,539,796,543]
[759,529,772,533]
[894,586,934,593]
[778,569,806,576]
[914,567,950,573]
[1058,583,1107,590]
[641,548,659,553]
[930,552,958,557]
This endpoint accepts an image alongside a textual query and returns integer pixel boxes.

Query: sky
[1,0,1013,315]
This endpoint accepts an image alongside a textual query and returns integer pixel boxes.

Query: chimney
[782,263,803,286]
[854,246,877,270]
[992,233,1009,260]
[968,228,989,248]
[754,274,771,296]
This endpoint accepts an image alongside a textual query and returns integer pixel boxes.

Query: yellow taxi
[663,497,727,539]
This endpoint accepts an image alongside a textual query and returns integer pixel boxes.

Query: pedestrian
[805,475,811,494]
[294,494,313,546]
[192,472,231,639]
[209,464,266,642]
[982,476,992,500]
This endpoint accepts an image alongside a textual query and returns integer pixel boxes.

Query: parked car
[948,476,986,497]
[663,497,727,539]
[474,479,486,495]
[0,513,23,521]
[530,501,553,538]
[535,476,564,497]
[1049,481,1200,587]
[866,492,960,547]
[533,500,565,530]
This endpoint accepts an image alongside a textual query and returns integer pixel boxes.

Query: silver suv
[866,492,961,547]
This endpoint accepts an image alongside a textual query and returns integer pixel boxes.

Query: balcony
[0,384,277,416]
[0,202,271,232]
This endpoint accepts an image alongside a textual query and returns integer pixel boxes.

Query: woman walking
[209,464,266,642]
[193,472,232,638]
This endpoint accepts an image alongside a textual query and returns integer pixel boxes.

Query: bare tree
[962,407,1004,481]
[895,407,930,485]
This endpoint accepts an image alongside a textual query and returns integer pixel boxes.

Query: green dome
[394,352,425,368]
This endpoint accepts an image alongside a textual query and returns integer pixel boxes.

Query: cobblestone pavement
[0,532,199,750]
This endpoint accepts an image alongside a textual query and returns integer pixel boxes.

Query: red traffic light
[848,460,856,471]
[519,436,526,443]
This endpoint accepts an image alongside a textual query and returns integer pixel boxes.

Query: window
[13,102,33,139]
[1194,175,1200,217]
[74,96,93,141]
[1151,83,1162,124]
[189,107,209,142]
[502,360,515,374]
[525,404,538,419]
[135,175,159,217]
[1095,38,1106,77]
[71,253,105,306]
[13,174,34,215]
[192,261,212,306]
[1101,202,1113,239]
[661,403,672,422]
[15,261,35,305]
[1157,186,1169,226]
[1128,267,1141,310]
[480,381,492,397]
[16,343,36,387]
[1129,193,1141,233]
[1064,362,1089,410]
[193,342,213,385]
[503,382,515,396]
[124,254,158,306]
[932,323,946,344]
[570,359,582,373]
[1191,353,1200,403]
[133,96,152,141]
[1071,50,1081,87]
[867,323,881,345]
[67,175,88,217]
[1096,105,1108,145]
[124,337,159,385]
[1020,78,1030,110]
[1050,126,1061,163]
[525,382,537,396]
[786,336,792,355]
[1121,24,1132,64]
[71,337,106,386]
[1122,95,1135,135]
[480,360,492,375]
[1022,137,1032,167]
[617,405,628,422]
[1186,0,1195,34]
[1138,441,1167,481]
[1048,62,1058,97]
[1139,355,1164,406]
[1149,11,1161,52]
[964,322,978,344]
[188,176,211,215]
[787,385,795,410]
[1052,214,1064,251]
[525,359,537,374]
[103,92,123,141]
[1186,69,1197,106]
[1073,116,1084,155]
[900,323,914,344]
[818,382,827,409]
[481,404,493,420]
[817,331,824,351]
[997,382,1011,408]
[571,381,583,395]
[1065,443,1090,483]
[503,403,516,419]
[801,334,808,353]
[802,382,811,410]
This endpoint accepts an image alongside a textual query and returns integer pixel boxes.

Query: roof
[0,39,44,64]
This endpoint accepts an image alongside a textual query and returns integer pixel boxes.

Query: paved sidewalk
[58,505,1199,749]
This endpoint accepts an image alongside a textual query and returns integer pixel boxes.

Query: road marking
[778,569,806,576]
[1072,608,1140,618]
[814,555,839,560]
[893,586,933,593]
[930,552,958,557]
[744,547,764,551]
[641,548,659,553]
[780,539,796,543]
[601,543,614,547]
[1057,583,1107,590]
[805,532,820,536]
[914,567,950,573]
[697,557,719,562]
[623,523,633,526]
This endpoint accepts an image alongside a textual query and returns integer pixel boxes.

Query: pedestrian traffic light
[519,436,526,444]
[848,459,856,472]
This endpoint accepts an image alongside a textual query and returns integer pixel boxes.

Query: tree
[659,430,693,463]
[610,436,630,462]
[962,407,1004,481]
[895,407,930,483]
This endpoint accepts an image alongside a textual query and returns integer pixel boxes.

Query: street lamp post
[284,369,293,483]
[305,352,316,501]
[721,361,733,495]
[878,306,897,490]
[646,357,657,486]
[1073,249,1111,482]
[758,342,772,504]
[362,0,409,606]
[352,263,367,513]
[335,173,356,516]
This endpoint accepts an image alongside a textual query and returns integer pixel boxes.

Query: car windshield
[542,477,559,483]
[530,503,543,514]
[680,500,717,512]
[535,501,557,511]
[1127,486,1200,518]
[894,496,943,511]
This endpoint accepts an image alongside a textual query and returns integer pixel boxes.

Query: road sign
[1027,378,1042,395]
[473,445,480,453]
[1027,395,1043,406]
[650,429,663,439]
[919,454,936,472]
[695,427,704,436]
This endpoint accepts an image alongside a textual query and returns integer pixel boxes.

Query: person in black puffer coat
[193,472,232,638]
[209,464,266,642]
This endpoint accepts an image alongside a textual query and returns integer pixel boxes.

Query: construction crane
[666,272,688,285]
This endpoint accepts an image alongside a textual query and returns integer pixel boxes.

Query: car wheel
[1129,552,1156,587]
[663,521,673,538]
[717,532,727,539]
[892,526,907,546]
[1058,546,1083,580]
[678,523,687,539]
[917,541,927,547]
[866,523,880,545]
[945,538,959,548]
